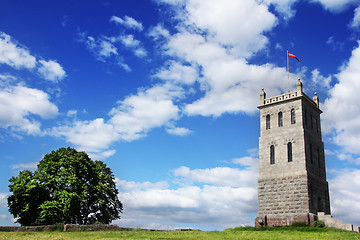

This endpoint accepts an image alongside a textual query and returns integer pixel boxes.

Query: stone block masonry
[255,213,317,227]
[318,212,360,232]
[258,174,309,216]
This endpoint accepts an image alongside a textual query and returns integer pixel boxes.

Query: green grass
[0,227,359,240]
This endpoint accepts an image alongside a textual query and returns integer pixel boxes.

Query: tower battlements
[259,78,320,110]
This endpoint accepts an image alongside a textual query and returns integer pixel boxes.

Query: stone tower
[255,79,331,227]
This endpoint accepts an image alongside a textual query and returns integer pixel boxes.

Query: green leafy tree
[8,147,123,225]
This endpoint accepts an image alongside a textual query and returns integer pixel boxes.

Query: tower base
[255,213,317,227]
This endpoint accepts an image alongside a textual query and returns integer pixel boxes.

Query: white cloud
[326,36,344,51]
[0,32,36,69]
[115,152,258,229]
[110,15,144,31]
[155,1,291,117]
[350,6,360,28]
[166,127,192,136]
[38,60,66,83]
[0,84,58,135]
[10,162,38,170]
[109,83,182,141]
[86,36,118,60]
[117,185,257,229]
[99,40,118,58]
[117,34,140,48]
[51,118,119,156]
[0,32,66,83]
[261,0,298,20]
[66,110,77,117]
[116,178,169,191]
[174,166,258,188]
[182,0,276,58]
[311,68,331,89]
[154,61,198,85]
[310,0,360,13]
[329,168,360,226]
[322,41,360,154]
[0,193,8,207]
[51,83,183,156]
[117,57,132,72]
[183,60,289,117]
[89,149,117,160]
[113,150,259,230]
[148,24,170,41]
[111,34,148,58]
[174,154,258,188]
[117,186,256,229]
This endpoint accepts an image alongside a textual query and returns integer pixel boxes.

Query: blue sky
[1,0,360,230]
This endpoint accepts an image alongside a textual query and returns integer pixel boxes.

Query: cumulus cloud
[329,168,360,226]
[117,185,257,229]
[173,165,257,188]
[155,0,291,117]
[55,0,297,153]
[311,68,331,89]
[261,0,298,20]
[109,83,182,141]
[110,15,144,31]
[154,61,198,85]
[51,83,183,157]
[50,118,119,159]
[310,0,360,13]
[0,32,36,69]
[182,0,276,58]
[148,24,170,41]
[350,6,360,28]
[0,32,66,83]
[322,41,360,154]
[10,162,38,170]
[116,178,170,191]
[115,152,258,229]
[0,83,58,135]
[38,60,66,83]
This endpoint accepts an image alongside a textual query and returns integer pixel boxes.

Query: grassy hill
[0,226,359,240]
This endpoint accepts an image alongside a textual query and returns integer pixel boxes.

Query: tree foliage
[8,147,123,226]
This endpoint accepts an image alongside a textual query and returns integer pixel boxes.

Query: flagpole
[287,49,289,92]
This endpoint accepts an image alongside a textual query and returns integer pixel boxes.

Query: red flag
[288,51,301,62]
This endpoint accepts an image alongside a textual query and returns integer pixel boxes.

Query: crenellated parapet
[258,79,320,111]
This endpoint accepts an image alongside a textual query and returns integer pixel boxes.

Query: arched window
[278,112,283,127]
[270,145,275,164]
[291,109,296,124]
[287,142,292,162]
[266,114,270,130]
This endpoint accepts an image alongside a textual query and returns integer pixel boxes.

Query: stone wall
[255,213,317,227]
[318,212,360,232]
[258,174,309,216]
